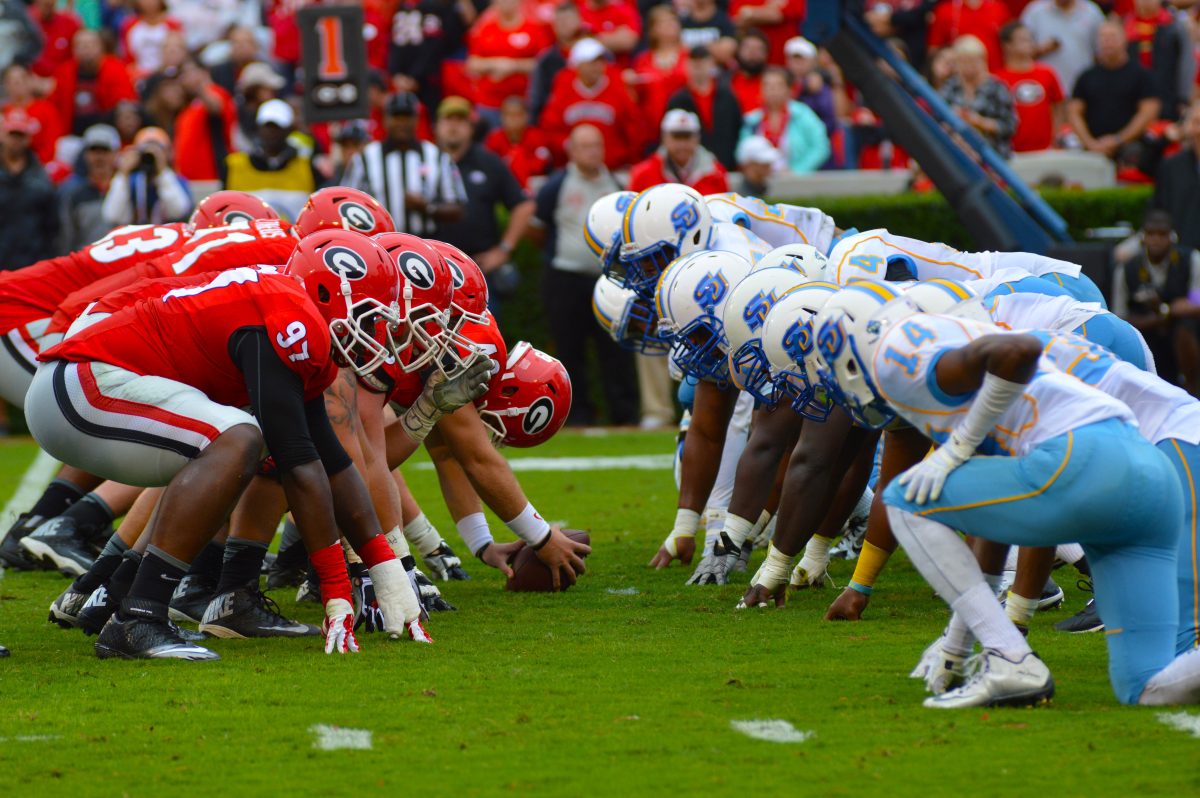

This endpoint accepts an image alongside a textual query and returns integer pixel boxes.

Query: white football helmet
[813,280,907,428]
[721,267,809,404]
[753,243,829,280]
[760,280,841,419]
[656,249,754,384]
[592,276,670,354]
[616,184,713,298]
[586,191,636,270]
[826,229,899,285]
[902,278,989,320]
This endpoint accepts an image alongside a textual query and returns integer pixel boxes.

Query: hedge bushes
[503,185,1154,350]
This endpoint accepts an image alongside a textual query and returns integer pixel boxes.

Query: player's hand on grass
[322,598,360,654]
[535,526,590,590]
[824,587,870,621]
[788,556,830,590]
[685,532,740,585]
[405,618,434,644]
[424,541,469,581]
[351,566,385,633]
[481,540,525,578]
[736,544,792,608]
[648,531,694,569]
[738,582,787,608]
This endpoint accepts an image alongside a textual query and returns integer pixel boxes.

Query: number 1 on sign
[316,15,348,80]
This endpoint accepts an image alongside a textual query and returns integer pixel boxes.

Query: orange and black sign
[299,5,369,122]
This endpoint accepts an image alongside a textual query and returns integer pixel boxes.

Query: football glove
[412,567,456,611]
[423,541,469,581]
[350,565,385,633]
[322,598,359,655]
[685,531,741,586]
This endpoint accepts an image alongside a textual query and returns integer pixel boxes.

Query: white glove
[400,354,496,444]
[897,444,970,505]
[406,618,434,644]
[685,532,740,586]
[423,541,468,581]
[368,559,423,637]
[322,598,360,655]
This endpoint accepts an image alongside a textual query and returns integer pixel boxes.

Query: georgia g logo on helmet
[396,252,435,289]
[322,246,369,280]
[224,210,254,225]
[338,201,375,232]
[523,396,555,435]
[445,258,465,288]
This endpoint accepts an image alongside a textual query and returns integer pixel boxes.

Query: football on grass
[505,529,591,592]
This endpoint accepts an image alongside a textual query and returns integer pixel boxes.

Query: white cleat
[923,650,1054,709]
[1139,647,1200,705]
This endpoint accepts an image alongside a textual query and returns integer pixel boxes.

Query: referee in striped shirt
[341,92,466,235]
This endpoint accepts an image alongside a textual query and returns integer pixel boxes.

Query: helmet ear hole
[318,285,331,303]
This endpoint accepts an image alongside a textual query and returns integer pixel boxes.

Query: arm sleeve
[232,327,349,473]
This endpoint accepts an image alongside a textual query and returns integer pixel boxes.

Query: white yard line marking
[606,587,640,595]
[0,735,62,743]
[412,454,673,473]
[1157,712,1200,738]
[730,719,815,744]
[309,724,373,751]
[1,450,60,524]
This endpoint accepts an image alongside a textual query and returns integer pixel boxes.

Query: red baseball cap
[2,108,38,136]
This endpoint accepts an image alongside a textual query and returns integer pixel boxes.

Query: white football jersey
[870,313,1132,456]
[1033,329,1200,446]
[705,193,837,255]
[706,221,773,264]
[828,230,1082,285]
[985,292,1105,333]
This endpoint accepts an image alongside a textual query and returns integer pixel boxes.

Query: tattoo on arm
[324,370,362,432]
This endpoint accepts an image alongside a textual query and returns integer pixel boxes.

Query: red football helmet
[189,190,280,230]
[478,342,572,448]
[294,187,395,238]
[285,229,400,374]
[428,240,489,324]
[372,233,457,373]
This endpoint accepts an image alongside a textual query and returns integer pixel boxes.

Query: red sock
[358,534,396,569]
[310,542,352,605]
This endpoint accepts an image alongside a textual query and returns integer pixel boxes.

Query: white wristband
[404,512,441,557]
[505,502,551,547]
[456,512,494,556]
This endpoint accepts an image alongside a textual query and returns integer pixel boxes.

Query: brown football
[505,529,591,592]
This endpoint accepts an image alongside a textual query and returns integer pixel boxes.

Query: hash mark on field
[730,719,814,744]
[0,734,61,743]
[1157,712,1200,738]
[606,587,639,595]
[309,724,373,750]
[412,455,673,472]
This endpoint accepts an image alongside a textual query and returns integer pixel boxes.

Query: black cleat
[199,587,319,638]
[0,513,46,570]
[1038,577,1065,611]
[1055,598,1103,633]
[48,585,93,628]
[20,517,95,577]
[295,578,321,604]
[77,585,119,635]
[95,609,219,661]
[168,575,217,625]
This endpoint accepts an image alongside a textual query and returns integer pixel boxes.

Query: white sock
[1139,648,1200,705]
[403,512,441,558]
[943,574,1002,658]
[1055,543,1085,565]
[951,582,1032,661]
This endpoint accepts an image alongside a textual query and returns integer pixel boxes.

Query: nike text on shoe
[198,587,320,638]
[95,609,220,661]
[48,585,93,628]
[20,517,95,577]
[923,650,1054,709]
[168,575,217,625]
[77,585,119,635]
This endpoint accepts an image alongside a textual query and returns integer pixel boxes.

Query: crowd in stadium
[3,0,1200,427]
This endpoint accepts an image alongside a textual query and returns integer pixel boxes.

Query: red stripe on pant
[76,362,223,444]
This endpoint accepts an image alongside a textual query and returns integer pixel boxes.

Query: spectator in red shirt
[730,30,769,115]
[729,0,806,64]
[27,0,81,78]
[927,0,1011,71]
[1,63,62,164]
[628,109,728,193]
[173,59,237,185]
[484,95,554,186]
[540,38,642,167]
[994,21,1064,151]
[625,5,688,128]
[120,0,183,78]
[578,0,641,60]
[1123,0,1193,121]
[50,30,139,136]
[666,45,743,169]
[467,0,553,126]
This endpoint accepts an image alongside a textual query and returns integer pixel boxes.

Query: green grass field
[0,430,1197,797]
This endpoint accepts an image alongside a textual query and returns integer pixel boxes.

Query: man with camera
[100,126,193,226]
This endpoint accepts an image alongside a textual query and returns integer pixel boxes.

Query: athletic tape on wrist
[753,544,794,590]
[663,508,700,556]
[384,526,411,558]
[723,513,755,549]
[404,512,441,557]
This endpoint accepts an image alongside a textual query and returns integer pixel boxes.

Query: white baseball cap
[256,98,294,128]
[568,38,608,66]
[736,135,778,165]
[784,37,817,59]
[661,109,701,135]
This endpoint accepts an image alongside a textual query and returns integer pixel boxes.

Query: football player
[816,291,1200,707]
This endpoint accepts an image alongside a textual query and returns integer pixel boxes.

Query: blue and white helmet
[655,249,754,384]
[615,184,713,298]
[585,191,636,270]
[752,243,829,280]
[813,280,907,428]
[903,278,991,322]
[760,280,841,419]
[592,275,670,355]
[721,267,809,405]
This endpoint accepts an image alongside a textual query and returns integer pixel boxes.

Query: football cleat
[413,569,456,612]
[168,575,217,625]
[198,587,320,638]
[1037,578,1064,611]
[96,610,220,661]
[423,542,469,581]
[19,517,95,577]
[926,652,966,695]
[1055,598,1103,633]
[0,513,47,570]
[266,534,309,589]
[923,650,1054,709]
[295,578,321,604]
[831,490,871,560]
[48,584,93,628]
[77,585,119,635]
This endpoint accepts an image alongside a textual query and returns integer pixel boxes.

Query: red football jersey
[0,223,189,332]
[48,220,296,335]
[41,269,337,407]
[467,15,552,109]
[994,64,1063,153]
[359,311,508,408]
